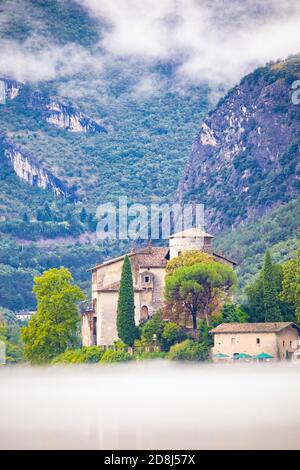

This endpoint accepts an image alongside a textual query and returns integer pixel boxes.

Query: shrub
[100,349,133,364]
[167,339,209,362]
[52,349,86,364]
[113,340,127,351]
[162,322,186,348]
[134,351,166,361]
[83,346,104,363]
[140,312,165,344]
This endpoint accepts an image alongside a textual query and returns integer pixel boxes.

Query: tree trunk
[192,312,197,330]
[204,304,210,326]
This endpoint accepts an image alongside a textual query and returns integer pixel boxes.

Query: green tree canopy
[244,263,295,322]
[21,267,85,364]
[244,251,295,322]
[221,304,249,323]
[263,251,282,322]
[280,247,300,322]
[165,262,236,328]
[116,255,138,346]
[166,250,215,275]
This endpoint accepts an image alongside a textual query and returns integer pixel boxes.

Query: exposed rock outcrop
[0,77,108,134]
[0,132,71,198]
[178,56,300,232]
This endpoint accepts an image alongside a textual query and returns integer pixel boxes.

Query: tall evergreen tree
[263,251,282,322]
[43,202,52,221]
[80,207,88,223]
[117,255,137,346]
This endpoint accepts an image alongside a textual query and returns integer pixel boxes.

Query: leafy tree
[262,251,282,322]
[167,339,209,361]
[198,319,213,347]
[280,247,300,321]
[162,322,186,348]
[100,349,132,363]
[0,319,23,363]
[166,251,214,275]
[140,311,165,344]
[165,262,236,328]
[116,255,138,346]
[21,267,85,364]
[244,261,295,322]
[221,304,249,323]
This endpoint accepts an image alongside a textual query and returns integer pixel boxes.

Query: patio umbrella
[255,352,274,359]
[213,353,230,358]
[233,353,253,359]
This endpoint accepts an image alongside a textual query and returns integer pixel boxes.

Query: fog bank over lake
[0,362,299,450]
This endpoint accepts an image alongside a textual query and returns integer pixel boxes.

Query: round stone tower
[169,227,214,259]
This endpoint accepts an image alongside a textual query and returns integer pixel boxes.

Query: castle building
[81,228,236,346]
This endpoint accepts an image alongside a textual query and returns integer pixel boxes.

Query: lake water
[0,361,299,449]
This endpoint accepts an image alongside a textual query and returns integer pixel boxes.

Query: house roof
[90,246,169,271]
[168,227,214,239]
[210,322,300,334]
[137,246,169,268]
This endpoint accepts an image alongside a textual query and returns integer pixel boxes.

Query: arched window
[141,305,149,321]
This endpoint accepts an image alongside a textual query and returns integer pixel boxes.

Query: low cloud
[79,0,300,87]
[0,38,102,83]
[0,0,300,92]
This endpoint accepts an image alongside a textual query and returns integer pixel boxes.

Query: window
[144,275,150,283]
[283,340,285,347]
[231,338,235,345]
[256,338,260,344]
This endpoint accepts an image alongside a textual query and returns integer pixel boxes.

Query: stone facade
[82,228,236,346]
[211,322,300,361]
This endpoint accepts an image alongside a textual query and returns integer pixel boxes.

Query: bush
[100,349,133,364]
[167,339,209,362]
[83,346,104,363]
[162,322,186,348]
[113,340,127,351]
[134,351,166,361]
[140,312,165,344]
[52,349,86,364]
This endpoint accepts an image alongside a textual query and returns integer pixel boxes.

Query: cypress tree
[263,251,282,322]
[117,255,137,346]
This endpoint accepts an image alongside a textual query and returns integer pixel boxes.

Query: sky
[0,0,300,92]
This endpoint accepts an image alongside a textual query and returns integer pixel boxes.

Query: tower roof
[168,227,214,239]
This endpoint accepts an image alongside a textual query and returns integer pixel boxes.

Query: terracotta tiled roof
[210,322,300,334]
[136,247,169,268]
[91,246,169,271]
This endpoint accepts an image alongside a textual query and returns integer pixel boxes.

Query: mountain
[0,0,298,312]
[0,130,71,198]
[1,78,108,134]
[178,55,300,232]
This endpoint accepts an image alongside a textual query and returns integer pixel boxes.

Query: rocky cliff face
[0,77,108,134]
[178,56,300,232]
[0,78,22,102]
[0,132,70,198]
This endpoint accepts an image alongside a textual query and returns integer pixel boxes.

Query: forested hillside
[178,55,300,232]
[0,0,298,312]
